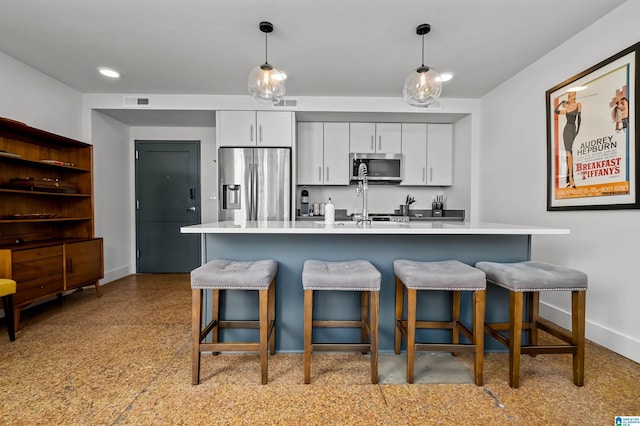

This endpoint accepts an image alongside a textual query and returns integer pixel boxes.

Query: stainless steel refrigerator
[218,147,291,221]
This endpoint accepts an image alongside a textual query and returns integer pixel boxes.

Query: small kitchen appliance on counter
[300,187,309,216]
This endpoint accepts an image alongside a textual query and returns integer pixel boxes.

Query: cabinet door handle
[318,167,322,182]
[378,135,382,151]
[259,125,263,142]
[422,168,426,183]
[430,167,433,182]
[370,136,374,151]
[250,125,254,142]
[67,259,73,274]
[326,167,330,182]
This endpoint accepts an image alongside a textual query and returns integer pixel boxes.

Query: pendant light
[248,21,286,104]
[402,23,442,107]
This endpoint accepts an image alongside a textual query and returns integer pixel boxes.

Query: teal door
[135,140,201,273]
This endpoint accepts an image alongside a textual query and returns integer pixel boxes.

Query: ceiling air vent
[272,98,298,108]
[123,96,151,107]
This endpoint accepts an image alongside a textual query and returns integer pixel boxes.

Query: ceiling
[0,0,627,123]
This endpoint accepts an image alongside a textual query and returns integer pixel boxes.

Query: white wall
[479,1,640,362]
[91,111,134,282]
[0,51,82,139]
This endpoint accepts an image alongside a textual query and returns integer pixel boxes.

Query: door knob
[186,206,197,211]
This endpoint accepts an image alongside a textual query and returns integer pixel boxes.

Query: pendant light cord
[265,31,269,64]
[421,33,425,67]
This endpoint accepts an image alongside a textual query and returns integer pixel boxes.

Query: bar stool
[190,259,277,385]
[394,260,486,385]
[475,261,587,388]
[1,279,17,341]
[302,260,381,384]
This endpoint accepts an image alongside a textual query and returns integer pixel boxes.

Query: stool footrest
[521,345,577,355]
[536,318,573,344]
[312,320,362,328]
[219,320,261,328]
[200,342,261,352]
[415,343,476,353]
[312,343,371,352]
[485,324,510,347]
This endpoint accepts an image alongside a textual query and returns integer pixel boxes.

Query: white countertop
[181,220,569,235]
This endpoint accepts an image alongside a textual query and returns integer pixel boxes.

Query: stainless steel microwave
[350,153,403,183]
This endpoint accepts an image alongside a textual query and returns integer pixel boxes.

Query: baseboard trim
[540,301,640,363]
[100,265,134,285]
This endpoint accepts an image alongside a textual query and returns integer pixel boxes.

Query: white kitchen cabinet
[322,122,350,185]
[401,123,428,185]
[427,124,453,186]
[218,110,292,147]
[400,123,453,186]
[349,122,401,153]
[297,122,324,185]
[297,122,349,185]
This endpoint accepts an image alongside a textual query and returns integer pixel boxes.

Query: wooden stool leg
[361,290,369,347]
[474,290,486,386]
[191,289,203,385]
[394,277,404,355]
[406,288,417,384]
[2,295,16,341]
[259,288,269,385]
[268,279,276,355]
[370,291,379,384]
[303,289,313,384]
[451,290,461,356]
[509,291,524,388]
[529,291,540,348]
[210,289,220,356]
[572,290,586,386]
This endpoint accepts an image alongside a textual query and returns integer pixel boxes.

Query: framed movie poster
[546,42,639,211]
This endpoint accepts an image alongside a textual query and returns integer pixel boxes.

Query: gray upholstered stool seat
[393,260,487,385]
[191,259,277,385]
[475,261,587,388]
[302,260,381,384]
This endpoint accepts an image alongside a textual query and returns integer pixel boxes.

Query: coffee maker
[300,187,310,216]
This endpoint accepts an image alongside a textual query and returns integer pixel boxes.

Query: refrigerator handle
[249,161,255,220]
[253,163,259,220]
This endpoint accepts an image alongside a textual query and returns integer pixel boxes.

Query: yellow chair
[1,279,17,341]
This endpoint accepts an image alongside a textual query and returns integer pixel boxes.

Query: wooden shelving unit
[0,117,104,330]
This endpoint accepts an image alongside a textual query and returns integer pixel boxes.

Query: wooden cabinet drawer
[13,255,64,282]
[13,246,63,263]
[14,272,64,305]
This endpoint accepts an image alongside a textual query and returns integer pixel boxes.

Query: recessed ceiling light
[439,72,453,82]
[99,68,120,78]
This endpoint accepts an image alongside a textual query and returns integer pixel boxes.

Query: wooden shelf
[0,188,91,197]
[0,154,90,172]
[0,217,92,224]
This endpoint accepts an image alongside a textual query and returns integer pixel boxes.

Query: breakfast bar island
[181,220,569,352]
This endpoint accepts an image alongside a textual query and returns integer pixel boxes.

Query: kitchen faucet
[356,163,370,224]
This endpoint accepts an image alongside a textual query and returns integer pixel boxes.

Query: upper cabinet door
[257,111,292,147]
[297,122,324,185]
[323,122,350,185]
[349,122,376,153]
[218,111,256,146]
[218,111,292,147]
[375,123,401,153]
[400,123,428,185]
[426,124,453,186]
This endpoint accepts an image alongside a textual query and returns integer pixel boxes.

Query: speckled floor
[1,274,638,425]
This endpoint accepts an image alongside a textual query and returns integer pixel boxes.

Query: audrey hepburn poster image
[546,42,639,210]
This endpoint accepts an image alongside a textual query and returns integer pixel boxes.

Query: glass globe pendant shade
[248,63,286,104]
[403,65,442,107]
